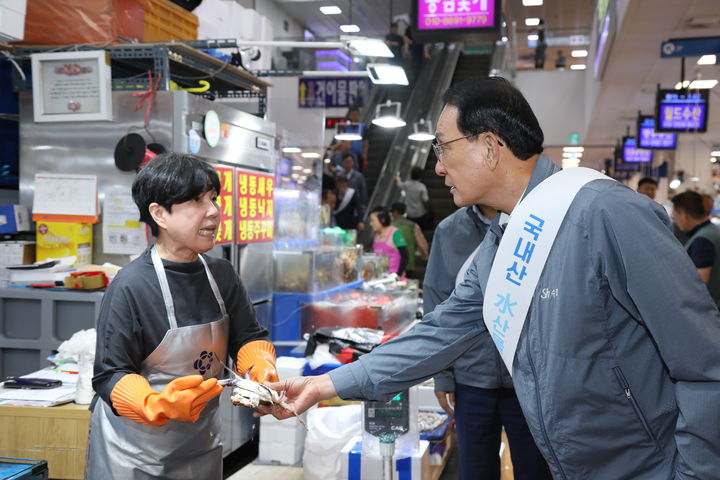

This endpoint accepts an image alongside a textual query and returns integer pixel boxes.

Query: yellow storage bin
[36,222,93,266]
[144,0,198,41]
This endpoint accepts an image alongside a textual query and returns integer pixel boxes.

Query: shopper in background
[369,206,408,276]
[342,154,367,215]
[334,175,364,231]
[396,166,431,230]
[86,153,277,479]
[321,187,338,228]
[390,202,429,279]
[554,49,567,69]
[672,190,720,306]
[385,22,408,65]
[263,77,720,480]
[636,177,658,199]
[329,141,358,173]
[534,19,546,69]
[424,204,551,480]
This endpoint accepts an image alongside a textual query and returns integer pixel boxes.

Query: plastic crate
[0,457,48,480]
[144,0,198,41]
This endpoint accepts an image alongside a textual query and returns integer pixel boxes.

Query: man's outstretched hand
[254,373,338,419]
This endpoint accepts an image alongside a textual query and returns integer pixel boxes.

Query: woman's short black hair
[371,206,392,227]
[441,76,544,160]
[131,153,221,236]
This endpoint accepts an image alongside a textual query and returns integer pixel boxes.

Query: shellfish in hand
[219,373,307,430]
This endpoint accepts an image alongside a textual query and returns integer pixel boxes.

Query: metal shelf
[12,42,270,99]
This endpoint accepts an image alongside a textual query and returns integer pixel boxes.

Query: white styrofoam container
[0,1,25,42]
[258,439,304,465]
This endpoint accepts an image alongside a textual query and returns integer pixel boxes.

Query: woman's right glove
[110,374,223,427]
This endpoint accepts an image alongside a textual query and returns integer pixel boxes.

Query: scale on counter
[363,390,410,480]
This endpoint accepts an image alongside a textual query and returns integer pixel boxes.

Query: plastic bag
[303,404,362,480]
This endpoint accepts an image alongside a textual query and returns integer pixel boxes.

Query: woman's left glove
[236,340,279,384]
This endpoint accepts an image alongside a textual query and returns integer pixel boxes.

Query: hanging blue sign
[655,89,709,132]
[622,136,652,163]
[660,37,720,58]
[298,77,369,108]
[636,115,677,149]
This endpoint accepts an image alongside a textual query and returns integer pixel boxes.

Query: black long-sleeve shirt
[91,248,268,410]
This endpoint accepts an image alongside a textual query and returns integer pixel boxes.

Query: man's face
[343,157,354,172]
[672,208,689,231]
[637,183,657,200]
[348,110,360,123]
[434,105,494,207]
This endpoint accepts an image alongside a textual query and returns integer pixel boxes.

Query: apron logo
[193,350,215,375]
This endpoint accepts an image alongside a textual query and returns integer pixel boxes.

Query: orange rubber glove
[110,374,223,427]
[236,340,278,384]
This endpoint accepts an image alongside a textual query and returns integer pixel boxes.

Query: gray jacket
[330,155,720,479]
[424,206,512,391]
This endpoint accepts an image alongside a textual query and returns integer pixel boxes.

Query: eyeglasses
[432,133,505,163]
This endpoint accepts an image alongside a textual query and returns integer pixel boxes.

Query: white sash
[483,167,610,373]
[334,187,356,213]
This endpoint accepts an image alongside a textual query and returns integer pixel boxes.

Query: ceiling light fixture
[525,18,540,26]
[689,79,718,89]
[340,24,360,33]
[408,119,435,141]
[675,80,691,89]
[523,0,543,5]
[698,54,717,65]
[562,152,582,158]
[571,49,588,57]
[335,122,363,141]
[711,150,720,157]
[301,152,321,159]
[563,146,584,153]
[366,63,408,85]
[320,6,341,15]
[372,100,406,129]
[570,64,587,70]
[282,147,301,153]
[527,34,539,41]
[344,37,393,57]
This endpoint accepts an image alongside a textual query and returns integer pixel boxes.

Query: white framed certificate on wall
[31,50,113,122]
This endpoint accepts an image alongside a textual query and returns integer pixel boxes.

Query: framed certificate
[31,50,113,122]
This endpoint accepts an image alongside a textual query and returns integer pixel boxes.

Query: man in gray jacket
[265,77,720,479]
[425,204,549,479]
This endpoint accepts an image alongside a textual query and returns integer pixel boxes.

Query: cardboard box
[0,241,35,285]
[36,222,92,266]
[341,437,430,480]
[0,205,30,234]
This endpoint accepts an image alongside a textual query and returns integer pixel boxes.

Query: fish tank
[274,248,345,293]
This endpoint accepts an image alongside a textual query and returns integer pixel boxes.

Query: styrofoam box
[417,384,443,411]
[258,439,304,465]
[259,413,306,445]
[0,0,26,42]
[341,437,430,480]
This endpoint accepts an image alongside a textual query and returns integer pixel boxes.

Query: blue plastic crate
[0,457,48,480]
[271,281,362,342]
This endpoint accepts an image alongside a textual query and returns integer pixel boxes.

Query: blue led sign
[655,89,709,132]
[637,115,677,149]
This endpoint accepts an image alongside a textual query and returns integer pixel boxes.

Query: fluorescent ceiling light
[408,132,435,141]
[302,168,313,173]
[282,147,301,153]
[525,18,541,26]
[689,79,718,89]
[571,49,588,58]
[523,0,543,5]
[570,64,587,70]
[366,63,408,85]
[690,177,701,182]
[563,146,584,153]
[669,178,682,189]
[711,150,720,157]
[527,34,539,41]
[562,152,582,158]
[335,132,362,141]
[675,80,691,89]
[409,119,434,141]
[340,24,360,33]
[301,152,321,159]
[292,165,303,171]
[344,37,393,57]
[320,6,341,15]
[372,116,406,128]
[501,36,508,42]
[698,54,717,65]
[323,157,331,163]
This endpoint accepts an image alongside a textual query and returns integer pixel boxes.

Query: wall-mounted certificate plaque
[31,50,113,122]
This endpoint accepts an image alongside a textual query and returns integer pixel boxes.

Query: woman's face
[154,190,220,262]
[369,212,383,233]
